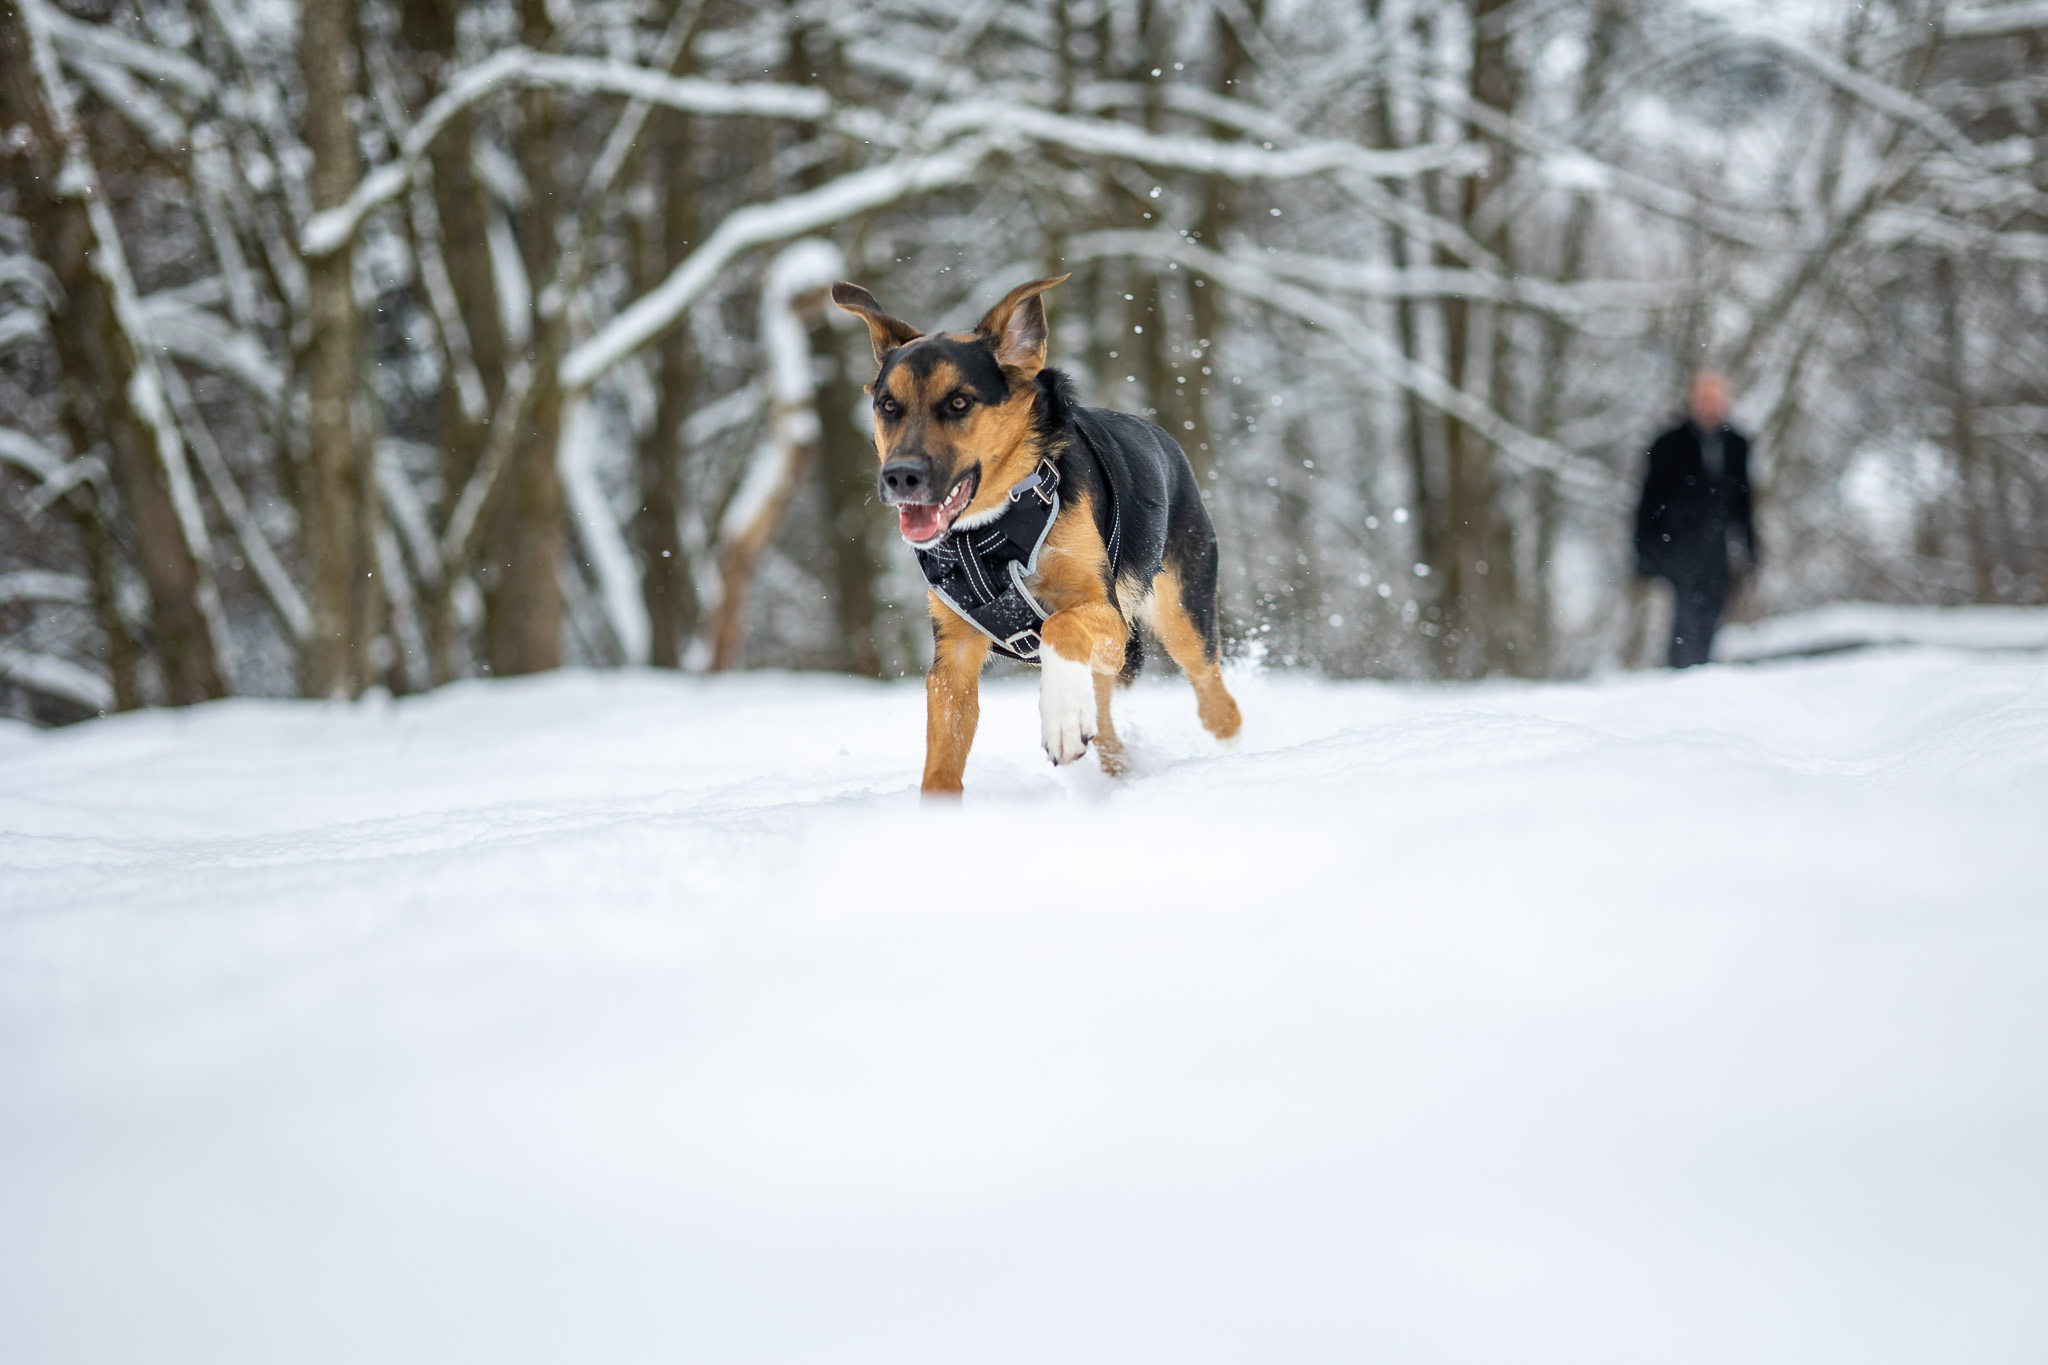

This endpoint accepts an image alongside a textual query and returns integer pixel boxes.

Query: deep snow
[3,647,2047,1365]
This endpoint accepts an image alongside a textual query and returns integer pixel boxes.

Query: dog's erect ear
[975,274,1069,375]
[832,282,923,365]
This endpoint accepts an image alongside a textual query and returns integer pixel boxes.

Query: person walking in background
[1633,371,1759,668]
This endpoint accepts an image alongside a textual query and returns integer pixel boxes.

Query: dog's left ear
[832,282,924,365]
[975,274,1070,375]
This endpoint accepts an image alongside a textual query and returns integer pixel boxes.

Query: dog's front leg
[924,600,992,796]
[1038,604,1128,767]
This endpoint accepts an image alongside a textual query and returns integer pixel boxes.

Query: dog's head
[831,275,1069,547]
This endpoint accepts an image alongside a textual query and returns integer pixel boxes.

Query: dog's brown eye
[948,395,971,414]
[877,396,900,417]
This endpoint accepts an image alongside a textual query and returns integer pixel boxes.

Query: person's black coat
[1633,419,1756,583]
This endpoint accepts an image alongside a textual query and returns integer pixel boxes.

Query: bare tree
[2,0,225,705]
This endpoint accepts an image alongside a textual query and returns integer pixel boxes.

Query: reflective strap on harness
[1002,628,1043,658]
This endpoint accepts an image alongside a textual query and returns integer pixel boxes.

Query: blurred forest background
[1,0,2044,722]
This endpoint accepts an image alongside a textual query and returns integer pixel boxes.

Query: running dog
[831,274,1241,795]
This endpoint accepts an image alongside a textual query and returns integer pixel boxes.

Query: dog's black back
[1035,369,1224,677]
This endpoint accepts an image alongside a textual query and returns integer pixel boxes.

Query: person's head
[1688,370,1731,428]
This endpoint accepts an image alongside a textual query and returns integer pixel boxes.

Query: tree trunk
[1176,0,1258,488]
[1368,4,1449,675]
[482,0,564,676]
[814,318,884,676]
[73,490,143,710]
[300,0,375,696]
[1,1,226,705]
[1938,254,1996,602]
[632,107,699,669]
[486,346,565,676]
[403,0,513,682]
[1521,2,1623,676]
[636,337,696,669]
[710,255,837,672]
[710,395,820,674]
[771,12,882,677]
[1431,0,1521,678]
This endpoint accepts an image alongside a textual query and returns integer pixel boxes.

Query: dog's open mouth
[898,471,977,545]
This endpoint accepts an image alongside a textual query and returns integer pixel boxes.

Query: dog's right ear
[832,283,923,365]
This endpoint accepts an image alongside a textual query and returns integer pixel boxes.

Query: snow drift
[3,647,2046,1364]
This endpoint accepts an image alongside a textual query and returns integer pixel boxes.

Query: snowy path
[4,651,2047,1365]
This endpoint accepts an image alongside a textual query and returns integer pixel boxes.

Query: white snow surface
[4,650,2047,1365]
[1717,600,2048,662]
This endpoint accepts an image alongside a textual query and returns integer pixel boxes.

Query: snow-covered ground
[1717,601,2048,662]
[4,647,2047,1365]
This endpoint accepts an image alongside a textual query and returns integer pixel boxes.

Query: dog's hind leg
[923,597,992,796]
[1092,671,1126,776]
[1143,564,1241,743]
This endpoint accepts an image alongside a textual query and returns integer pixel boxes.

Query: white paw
[1039,651,1097,766]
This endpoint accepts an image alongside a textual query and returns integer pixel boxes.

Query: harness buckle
[1031,458,1058,504]
[1002,628,1043,659]
[1007,459,1060,507]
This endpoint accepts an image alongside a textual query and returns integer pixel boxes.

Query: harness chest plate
[914,459,1061,662]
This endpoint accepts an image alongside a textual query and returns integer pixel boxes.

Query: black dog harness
[915,430,1125,664]
[915,459,1061,662]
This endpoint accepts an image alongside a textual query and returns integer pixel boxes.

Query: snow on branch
[1251,248,1685,319]
[683,381,766,446]
[706,238,843,670]
[438,359,536,580]
[0,307,46,352]
[922,98,1485,183]
[558,99,1486,396]
[559,396,650,666]
[717,239,841,547]
[0,426,102,515]
[560,146,988,392]
[157,361,310,643]
[136,293,286,402]
[0,643,111,712]
[0,569,90,607]
[375,441,445,590]
[1402,75,1782,249]
[0,426,69,484]
[1867,207,2048,265]
[577,0,707,208]
[1067,230,1624,503]
[41,5,215,102]
[302,49,829,258]
[309,44,1480,270]
[71,56,187,156]
[1939,2,2048,40]
[1728,28,1992,172]
[0,253,59,309]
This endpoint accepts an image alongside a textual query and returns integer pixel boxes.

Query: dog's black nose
[879,459,931,502]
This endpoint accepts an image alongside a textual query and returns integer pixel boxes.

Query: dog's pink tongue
[899,503,945,542]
